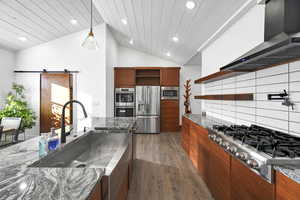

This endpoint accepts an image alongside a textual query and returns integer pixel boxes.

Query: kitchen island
[0,117,136,200]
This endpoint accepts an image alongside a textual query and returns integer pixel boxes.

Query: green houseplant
[0,83,36,131]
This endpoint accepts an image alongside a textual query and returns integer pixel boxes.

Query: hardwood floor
[128,132,214,200]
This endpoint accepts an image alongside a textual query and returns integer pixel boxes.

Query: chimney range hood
[220,0,300,72]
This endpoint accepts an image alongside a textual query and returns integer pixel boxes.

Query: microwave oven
[161,87,179,100]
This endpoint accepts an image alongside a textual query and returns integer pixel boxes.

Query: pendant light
[82,0,98,50]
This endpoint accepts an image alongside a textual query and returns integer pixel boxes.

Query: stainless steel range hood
[221,0,300,71]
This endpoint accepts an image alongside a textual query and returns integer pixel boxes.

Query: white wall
[105,27,119,117]
[201,4,300,136]
[180,65,202,119]
[15,24,107,133]
[202,5,265,77]
[0,48,15,108]
[118,46,177,67]
[117,45,202,123]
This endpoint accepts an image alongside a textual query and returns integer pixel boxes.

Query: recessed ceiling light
[129,39,134,45]
[121,18,128,25]
[172,36,179,42]
[70,19,78,25]
[166,52,171,57]
[18,37,27,42]
[186,1,196,10]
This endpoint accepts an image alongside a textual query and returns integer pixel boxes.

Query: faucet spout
[61,100,88,143]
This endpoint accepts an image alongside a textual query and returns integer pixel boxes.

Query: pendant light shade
[82,29,98,50]
[82,0,98,50]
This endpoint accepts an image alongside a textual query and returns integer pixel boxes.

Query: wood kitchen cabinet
[160,68,180,86]
[231,157,275,200]
[114,68,136,88]
[276,171,300,200]
[188,122,209,169]
[88,180,102,200]
[189,122,200,169]
[207,141,231,200]
[181,116,190,154]
[182,116,230,200]
[160,100,180,132]
[195,124,210,184]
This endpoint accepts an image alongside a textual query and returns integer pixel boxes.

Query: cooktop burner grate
[212,124,300,158]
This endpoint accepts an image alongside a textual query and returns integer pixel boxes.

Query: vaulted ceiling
[94,0,251,65]
[0,0,254,65]
[0,0,103,50]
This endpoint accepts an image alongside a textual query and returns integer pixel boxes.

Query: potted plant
[0,83,36,132]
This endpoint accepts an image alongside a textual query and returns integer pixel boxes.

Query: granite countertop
[183,114,300,185]
[0,133,105,200]
[0,117,135,200]
[184,113,232,129]
[91,117,136,130]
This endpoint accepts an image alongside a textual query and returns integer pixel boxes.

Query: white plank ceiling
[0,0,103,51]
[94,0,250,65]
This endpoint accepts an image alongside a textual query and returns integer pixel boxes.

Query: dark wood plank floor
[128,132,214,200]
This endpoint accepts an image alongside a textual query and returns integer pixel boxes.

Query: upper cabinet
[114,68,136,88]
[160,68,180,86]
[114,67,181,87]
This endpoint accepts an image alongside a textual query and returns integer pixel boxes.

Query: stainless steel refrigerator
[135,86,160,134]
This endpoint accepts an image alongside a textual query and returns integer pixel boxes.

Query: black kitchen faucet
[61,100,88,143]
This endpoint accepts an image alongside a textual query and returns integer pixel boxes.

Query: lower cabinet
[207,141,231,200]
[88,180,103,200]
[231,157,275,200]
[182,116,300,200]
[181,117,190,154]
[189,123,200,168]
[276,171,300,200]
[116,171,129,200]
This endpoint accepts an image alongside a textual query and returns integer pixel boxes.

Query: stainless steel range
[209,124,300,183]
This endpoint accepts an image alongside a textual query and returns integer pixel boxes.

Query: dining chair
[0,117,22,143]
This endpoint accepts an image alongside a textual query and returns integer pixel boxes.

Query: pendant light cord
[90,0,93,32]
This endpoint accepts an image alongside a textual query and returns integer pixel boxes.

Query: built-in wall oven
[161,87,179,100]
[115,107,135,117]
[115,88,135,117]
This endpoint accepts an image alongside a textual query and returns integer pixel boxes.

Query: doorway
[40,73,73,133]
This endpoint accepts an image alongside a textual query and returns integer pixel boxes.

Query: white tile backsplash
[256,116,289,132]
[256,108,288,120]
[256,64,288,78]
[290,92,300,102]
[256,73,288,85]
[257,83,288,93]
[203,62,300,135]
[290,71,300,82]
[236,72,256,81]
[290,82,300,92]
[289,61,300,72]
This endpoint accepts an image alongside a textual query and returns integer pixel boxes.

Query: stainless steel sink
[29,130,129,169]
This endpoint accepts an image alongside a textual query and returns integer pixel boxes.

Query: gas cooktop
[213,124,300,158]
[209,124,300,183]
